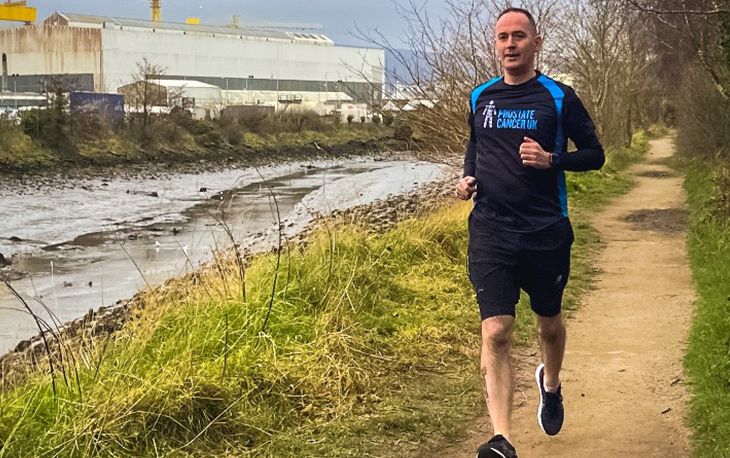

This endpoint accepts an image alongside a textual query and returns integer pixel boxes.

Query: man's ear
[535,34,543,52]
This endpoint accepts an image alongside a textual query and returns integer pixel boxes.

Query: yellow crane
[0,0,36,28]
[151,0,161,22]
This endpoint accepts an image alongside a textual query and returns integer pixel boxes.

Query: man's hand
[456,176,477,200]
[520,137,551,169]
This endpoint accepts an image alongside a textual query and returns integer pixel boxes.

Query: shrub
[393,122,413,141]
[675,65,730,161]
[706,163,730,225]
[21,86,74,154]
[70,113,113,143]
[228,111,329,135]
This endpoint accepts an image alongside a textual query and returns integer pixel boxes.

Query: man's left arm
[556,89,605,172]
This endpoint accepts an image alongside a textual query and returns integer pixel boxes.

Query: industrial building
[118,79,224,118]
[0,12,385,116]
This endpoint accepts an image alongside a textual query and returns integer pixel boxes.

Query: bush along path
[0,132,655,457]
[434,136,694,458]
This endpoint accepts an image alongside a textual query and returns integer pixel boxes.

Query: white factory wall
[0,26,103,90]
[222,90,353,114]
[100,25,384,93]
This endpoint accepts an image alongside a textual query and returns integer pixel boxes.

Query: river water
[0,159,446,355]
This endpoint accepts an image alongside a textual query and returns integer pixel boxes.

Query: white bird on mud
[182,244,189,255]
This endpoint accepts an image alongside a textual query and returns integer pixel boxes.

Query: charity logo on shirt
[482,104,539,130]
[496,108,538,130]
[483,100,496,128]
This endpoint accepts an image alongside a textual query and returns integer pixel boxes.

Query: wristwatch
[549,153,560,168]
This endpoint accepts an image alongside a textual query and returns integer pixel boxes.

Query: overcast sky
[28,0,446,47]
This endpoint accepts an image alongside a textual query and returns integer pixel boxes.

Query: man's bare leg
[481,315,515,440]
[536,313,566,391]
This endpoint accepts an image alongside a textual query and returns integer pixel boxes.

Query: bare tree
[556,0,660,146]
[625,0,730,159]
[356,0,565,154]
[624,0,730,100]
[122,59,167,128]
[353,0,665,153]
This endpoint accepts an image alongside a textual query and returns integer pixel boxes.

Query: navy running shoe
[535,363,564,436]
[476,434,518,458]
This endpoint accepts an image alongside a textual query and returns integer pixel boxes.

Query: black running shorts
[467,214,574,320]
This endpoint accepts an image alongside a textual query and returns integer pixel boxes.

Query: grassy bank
[0,132,649,457]
[680,158,730,458]
[0,110,406,174]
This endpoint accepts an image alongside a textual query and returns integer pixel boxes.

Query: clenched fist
[520,136,551,169]
[456,176,477,200]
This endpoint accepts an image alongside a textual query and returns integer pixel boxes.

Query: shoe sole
[535,363,547,435]
[476,449,507,458]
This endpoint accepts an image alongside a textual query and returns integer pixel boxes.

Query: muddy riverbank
[0,137,412,188]
[0,161,460,386]
[0,130,409,178]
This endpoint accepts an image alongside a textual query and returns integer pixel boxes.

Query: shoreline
[0,163,460,387]
[0,136,410,181]
[0,138,412,188]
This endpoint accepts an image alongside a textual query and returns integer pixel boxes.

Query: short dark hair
[497,7,537,34]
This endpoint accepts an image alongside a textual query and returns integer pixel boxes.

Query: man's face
[495,12,542,74]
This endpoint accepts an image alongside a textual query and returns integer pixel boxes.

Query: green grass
[0,123,55,170]
[0,204,482,457]
[679,158,730,458]
[0,132,650,457]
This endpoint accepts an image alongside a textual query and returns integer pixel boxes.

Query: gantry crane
[0,1,36,28]
[151,0,161,22]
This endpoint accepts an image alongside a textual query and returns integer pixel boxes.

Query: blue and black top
[464,71,605,233]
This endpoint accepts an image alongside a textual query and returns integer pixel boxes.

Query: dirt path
[434,137,695,457]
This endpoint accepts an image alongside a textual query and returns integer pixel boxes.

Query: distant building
[0,92,45,115]
[118,79,223,119]
[0,12,385,113]
[382,81,437,113]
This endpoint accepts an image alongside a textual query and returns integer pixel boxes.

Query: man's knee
[537,314,565,341]
[482,316,514,348]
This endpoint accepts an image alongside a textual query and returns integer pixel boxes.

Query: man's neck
[503,68,537,85]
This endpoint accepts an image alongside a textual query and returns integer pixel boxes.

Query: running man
[455,8,605,458]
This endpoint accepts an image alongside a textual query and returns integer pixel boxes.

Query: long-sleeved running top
[464,71,604,232]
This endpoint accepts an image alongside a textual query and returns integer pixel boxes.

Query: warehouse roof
[153,80,220,89]
[45,12,335,45]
